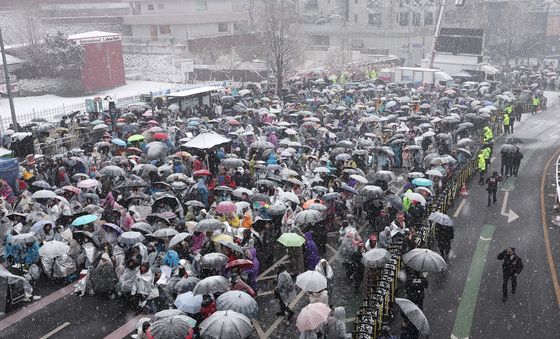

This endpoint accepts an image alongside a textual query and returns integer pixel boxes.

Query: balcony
[123,12,250,25]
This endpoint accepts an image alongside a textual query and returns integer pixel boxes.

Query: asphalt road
[424,104,560,338]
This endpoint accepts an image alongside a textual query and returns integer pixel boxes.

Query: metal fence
[0,82,223,132]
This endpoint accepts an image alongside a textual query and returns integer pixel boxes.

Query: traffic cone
[460,183,468,196]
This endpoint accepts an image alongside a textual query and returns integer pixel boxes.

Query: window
[147,4,154,10]
[311,35,330,46]
[413,12,421,26]
[368,13,382,26]
[399,12,409,26]
[351,39,364,49]
[157,3,164,9]
[355,13,358,22]
[424,11,434,25]
[159,25,171,34]
[218,23,229,33]
[304,0,318,11]
[196,0,207,12]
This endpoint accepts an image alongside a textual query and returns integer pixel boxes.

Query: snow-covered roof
[166,86,222,98]
[68,31,120,40]
[2,54,25,66]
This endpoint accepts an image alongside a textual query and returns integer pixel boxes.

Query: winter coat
[324,307,351,338]
[497,250,523,275]
[304,232,321,270]
[90,261,118,295]
[131,269,156,298]
[275,270,296,303]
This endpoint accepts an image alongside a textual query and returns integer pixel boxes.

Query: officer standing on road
[486,171,502,206]
[478,151,487,185]
[503,111,511,134]
[405,271,429,310]
[497,247,523,302]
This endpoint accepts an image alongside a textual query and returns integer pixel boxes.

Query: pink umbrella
[77,179,99,189]
[216,201,236,214]
[62,185,80,194]
[296,302,331,331]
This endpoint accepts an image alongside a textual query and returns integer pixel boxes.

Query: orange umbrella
[303,198,324,209]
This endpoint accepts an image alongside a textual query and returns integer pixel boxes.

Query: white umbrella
[168,232,191,248]
[428,212,453,226]
[296,270,328,292]
[182,131,231,150]
[38,240,69,258]
[350,174,368,184]
[403,248,447,272]
[199,310,254,339]
[403,192,427,206]
[425,169,443,178]
[174,291,203,314]
[199,253,228,270]
[294,209,323,226]
[282,191,300,204]
[395,298,430,336]
[31,190,57,200]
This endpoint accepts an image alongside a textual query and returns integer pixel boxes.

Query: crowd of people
[0,63,552,338]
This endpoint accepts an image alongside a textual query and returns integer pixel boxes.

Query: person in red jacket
[200,294,216,319]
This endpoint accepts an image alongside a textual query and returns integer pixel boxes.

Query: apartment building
[298,0,439,67]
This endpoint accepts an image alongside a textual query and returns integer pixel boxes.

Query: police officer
[531,96,540,115]
[405,271,429,310]
[503,111,511,133]
[478,151,487,185]
[512,148,523,176]
[497,247,523,302]
[483,126,493,144]
[485,171,501,206]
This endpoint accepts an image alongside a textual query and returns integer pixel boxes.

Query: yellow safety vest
[503,114,510,126]
[478,155,486,170]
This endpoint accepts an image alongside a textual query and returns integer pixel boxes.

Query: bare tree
[260,0,298,95]
[486,3,543,65]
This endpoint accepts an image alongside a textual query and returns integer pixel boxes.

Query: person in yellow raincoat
[478,152,487,185]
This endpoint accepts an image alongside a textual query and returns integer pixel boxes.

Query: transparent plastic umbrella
[216,291,259,318]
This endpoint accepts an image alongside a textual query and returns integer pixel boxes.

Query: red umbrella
[193,169,211,177]
[226,259,253,270]
[153,132,169,140]
[147,120,159,125]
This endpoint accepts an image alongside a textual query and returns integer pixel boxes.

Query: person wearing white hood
[323,306,352,338]
[315,258,334,300]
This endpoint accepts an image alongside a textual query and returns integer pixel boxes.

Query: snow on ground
[0,80,186,118]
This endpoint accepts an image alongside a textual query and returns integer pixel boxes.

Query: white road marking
[453,199,467,218]
[40,322,70,339]
[500,191,519,223]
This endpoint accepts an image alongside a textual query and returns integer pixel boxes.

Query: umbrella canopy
[100,165,126,177]
[199,310,254,339]
[72,214,98,226]
[226,259,253,270]
[501,144,518,153]
[403,248,448,272]
[10,232,36,244]
[183,131,231,150]
[195,219,224,232]
[294,209,323,226]
[296,302,331,331]
[425,169,443,178]
[168,232,191,248]
[31,190,57,200]
[173,276,200,294]
[38,240,69,258]
[267,203,287,216]
[147,316,194,339]
[412,178,433,187]
[361,248,392,269]
[216,201,237,214]
[153,227,179,238]
[395,298,430,336]
[77,179,99,189]
[277,232,306,247]
[428,212,454,226]
[282,192,300,204]
[174,291,203,314]
[199,252,228,270]
[128,134,145,142]
[296,270,328,292]
[118,231,145,245]
[193,275,230,295]
[403,192,427,206]
[216,291,259,318]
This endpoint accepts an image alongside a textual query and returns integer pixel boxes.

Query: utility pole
[0,28,17,132]
[428,0,448,69]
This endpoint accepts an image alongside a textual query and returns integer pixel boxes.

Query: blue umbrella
[111,138,127,147]
[412,178,433,187]
[72,214,98,226]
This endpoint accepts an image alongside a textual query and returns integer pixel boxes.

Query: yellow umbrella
[212,234,233,243]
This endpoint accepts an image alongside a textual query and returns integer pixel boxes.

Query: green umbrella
[277,232,305,247]
[128,134,145,142]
